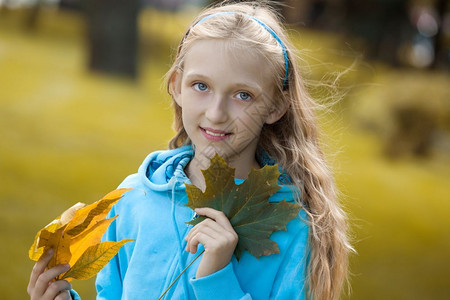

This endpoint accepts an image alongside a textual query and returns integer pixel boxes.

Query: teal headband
[183,11,290,89]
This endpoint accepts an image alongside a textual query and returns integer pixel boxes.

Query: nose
[205,94,229,124]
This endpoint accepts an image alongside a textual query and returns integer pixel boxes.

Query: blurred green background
[1,1,449,299]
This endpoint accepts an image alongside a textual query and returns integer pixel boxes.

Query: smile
[200,127,232,141]
[205,130,226,136]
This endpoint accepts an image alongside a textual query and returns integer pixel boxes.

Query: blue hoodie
[71,145,309,299]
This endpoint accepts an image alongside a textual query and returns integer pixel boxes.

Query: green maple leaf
[185,154,301,260]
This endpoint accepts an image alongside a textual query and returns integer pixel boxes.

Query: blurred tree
[278,0,446,69]
[431,0,449,69]
[342,0,412,66]
[280,0,309,25]
[25,0,43,30]
[60,0,83,10]
[145,0,186,11]
[386,106,436,157]
[84,0,140,79]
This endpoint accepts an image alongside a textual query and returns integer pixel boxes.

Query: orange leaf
[62,239,133,281]
[29,231,45,261]
[65,188,131,236]
[69,216,118,265]
[60,202,86,226]
[29,202,88,262]
[29,220,65,262]
[38,225,72,268]
[29,188,132,281]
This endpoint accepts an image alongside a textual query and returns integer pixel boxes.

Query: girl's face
[171,39,285,168]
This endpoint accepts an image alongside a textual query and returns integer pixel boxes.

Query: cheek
[235,105,271,129]
[181,111,191,128]
[229,113,264,142]
[181,106,199,129]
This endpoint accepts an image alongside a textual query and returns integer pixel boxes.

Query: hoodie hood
[135,145,194,192]
[134,144,298,201]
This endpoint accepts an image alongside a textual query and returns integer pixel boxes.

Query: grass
[0,7,449,300]
[325,119,450,299]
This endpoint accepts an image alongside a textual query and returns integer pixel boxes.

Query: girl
[27,1,351,299]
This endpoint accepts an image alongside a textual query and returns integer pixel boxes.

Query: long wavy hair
[165,1,352,299]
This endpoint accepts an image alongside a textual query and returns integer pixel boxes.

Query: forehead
[182,39,275,92]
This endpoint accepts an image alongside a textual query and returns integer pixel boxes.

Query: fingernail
[64,264,71,270]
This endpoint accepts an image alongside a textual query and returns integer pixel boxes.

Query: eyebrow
[183,72,263,93]
[184,72,209,82]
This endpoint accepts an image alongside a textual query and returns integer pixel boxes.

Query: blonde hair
[166,1,352,299]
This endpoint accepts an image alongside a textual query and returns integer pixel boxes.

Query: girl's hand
[185,207,238,278]
[27,249,72,300]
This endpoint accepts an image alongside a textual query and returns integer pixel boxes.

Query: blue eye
[236,92,251,101]
[193,83,208,92]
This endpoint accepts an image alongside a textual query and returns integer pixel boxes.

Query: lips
[200,127,232,141]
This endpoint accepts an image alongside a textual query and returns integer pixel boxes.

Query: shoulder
[285,208,309,240]
[269,207,309,258]
[268,183,303,208]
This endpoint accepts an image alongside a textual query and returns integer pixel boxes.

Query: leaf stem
[158,249,205,300]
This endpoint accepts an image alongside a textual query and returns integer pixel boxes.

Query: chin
[195,145,230,160]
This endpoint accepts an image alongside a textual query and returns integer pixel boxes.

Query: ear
[265,96,290,125]
[169,70,183,107]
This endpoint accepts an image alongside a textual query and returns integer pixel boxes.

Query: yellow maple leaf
[69,215,118,265]
[65,188,128,236]
[62,239,133,281]
[28,188,133,281]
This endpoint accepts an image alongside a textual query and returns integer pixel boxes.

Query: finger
[189,231,216,254]
[185,218,234,252]
[43,280,71,299]
[55,290,72,300]
[34,264,70,297]
[188,218,238,253]
[28,248,54,295]
[186,224,221,253]
[195,208,235,232]
[185,218,225,243]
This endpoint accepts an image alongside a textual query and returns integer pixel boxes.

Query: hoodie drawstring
[170,177,190,298]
